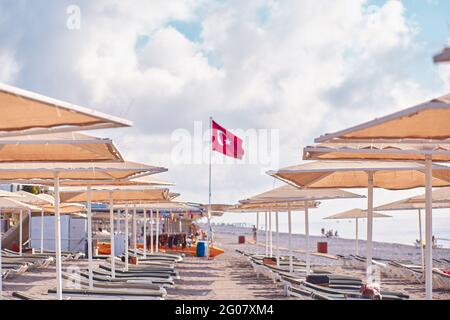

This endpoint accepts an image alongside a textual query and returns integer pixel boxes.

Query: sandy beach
[2,224,449,300]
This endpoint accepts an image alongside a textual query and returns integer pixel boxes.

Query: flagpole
[208,116,213,258]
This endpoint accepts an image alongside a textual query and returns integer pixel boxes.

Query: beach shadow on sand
[167,288,213,298]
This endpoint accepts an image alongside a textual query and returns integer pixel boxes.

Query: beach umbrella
[0,132,123,162]
[306,93,450,299]
[434,47,450,63]
[0,82,131,138]
[268,160,450,285]
[0,161,165,300]
[239,185,364,274]
[324,209,391,255]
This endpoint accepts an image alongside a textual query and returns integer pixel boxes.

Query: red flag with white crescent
[211,120,245,159]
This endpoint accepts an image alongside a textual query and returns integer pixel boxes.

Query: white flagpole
[207,116,212,258]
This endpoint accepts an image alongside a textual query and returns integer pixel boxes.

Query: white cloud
[0,0,447,210]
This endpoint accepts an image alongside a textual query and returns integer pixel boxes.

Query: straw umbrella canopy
[434,48,450,63]
[324,209,391,255]
[238,185,364,273]
[0,82,131,138]
[307,93,450,299]
[314,94,450,142]
[268,160,450,285]
[59,188,170,203]
[0,161,166,300]
[0,132,123,162]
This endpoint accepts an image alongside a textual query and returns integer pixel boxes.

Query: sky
[1,0,450,243]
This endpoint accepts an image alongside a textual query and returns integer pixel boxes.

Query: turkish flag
[211,120,245,159]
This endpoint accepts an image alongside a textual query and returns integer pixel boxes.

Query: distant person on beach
[335,230,339,237]
[252,225,257,241]
[321,228,325,236]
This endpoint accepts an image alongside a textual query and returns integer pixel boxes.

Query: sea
[213,210,450,249]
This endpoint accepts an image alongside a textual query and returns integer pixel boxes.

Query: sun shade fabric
[239,184,364,203]
[15,191,53,205]
[40,203,86,214]
[113,202,201,212]
[20,175,173,187]
[268,161,450,190]
[59,188,170,203]
[315,94,450,142]
[374,197,450,211]
[0,190,24,198]
[304,142,450,161]
[0,132,123,162]
[407,186,450,204]
[229,201,319,212]
[0,197,41,212]
[324,208,390,219]
[0,82,131,137]
[0,161,166,181]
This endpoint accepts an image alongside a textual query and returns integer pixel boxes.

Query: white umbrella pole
[355,217,359,256]
[366,172,374,283]
[54,172,63,300]
[425,156,433,300]
[133,204,137,250]
[19,210,23,256]
[156,209,160,253]
[288,206,293,273]
[125,205,129,271]
[276,211,279,267]
[418,209,424,270]
[86,186,93,289]
[40,209,44,254]
[269,210,273,257]
[0,208,3,299]
[150,210,154,254]
[143,209,147,259]
[305,204,310,275]
[109,192,115,279]
[256,211,259,256]
[265,211,268,256]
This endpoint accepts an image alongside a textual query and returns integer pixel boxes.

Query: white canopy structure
[308,93,450,299]
[0,132,123,162]
[268,160,450,287]
[0,82,131,137]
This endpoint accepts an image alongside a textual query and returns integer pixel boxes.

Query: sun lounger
[93,267,173,279]
[78,271,174,287]
[99,264,178,278]
[128,249,183,262]
[47,287,165,300]
[91,269,174,286]
[62,272,165,292]
[12,292,51,300]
